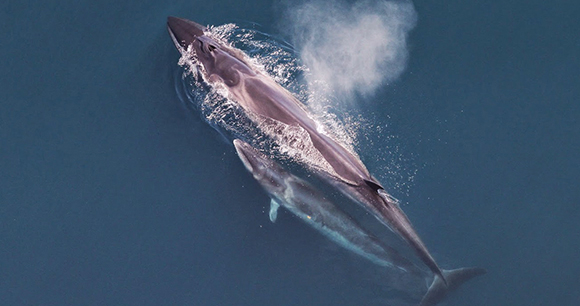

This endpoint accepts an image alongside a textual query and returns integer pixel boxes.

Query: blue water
[1,1,579,306]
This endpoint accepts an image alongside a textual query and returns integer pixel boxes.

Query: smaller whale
[234,139,424,275]
[233,139,486,306]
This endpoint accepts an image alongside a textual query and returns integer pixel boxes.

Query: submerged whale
[233,139,485,306]
[167,16,483,291]
[233,139,424,276]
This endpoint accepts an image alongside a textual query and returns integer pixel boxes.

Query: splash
[282,0,416,106]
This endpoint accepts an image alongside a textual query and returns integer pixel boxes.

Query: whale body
[167,16,448,282]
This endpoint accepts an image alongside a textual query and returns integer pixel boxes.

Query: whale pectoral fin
[269,199,281,223]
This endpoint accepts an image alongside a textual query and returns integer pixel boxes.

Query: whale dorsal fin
[364,179,384,192]
[269,199,281,223]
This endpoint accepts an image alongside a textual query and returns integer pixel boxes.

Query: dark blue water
[1,1,579,305]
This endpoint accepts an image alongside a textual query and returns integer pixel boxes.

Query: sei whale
[167,16,483,288]
[233,139,424,276]
[233,139,486,306]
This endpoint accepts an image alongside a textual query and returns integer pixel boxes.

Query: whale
[167,16,473,284]
[167,15,443,281]
[233,139,425,276]
[233,139,486,306]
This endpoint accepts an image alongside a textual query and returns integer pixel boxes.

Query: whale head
[233,139,288,196]
[167,16,254,86]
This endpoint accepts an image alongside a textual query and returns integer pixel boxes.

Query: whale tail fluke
[418,267,486,306]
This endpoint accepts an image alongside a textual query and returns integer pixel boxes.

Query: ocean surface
[1,1,579,306]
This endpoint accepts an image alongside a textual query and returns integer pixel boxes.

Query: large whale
[233,139,485,306]
[167,16,463,283]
